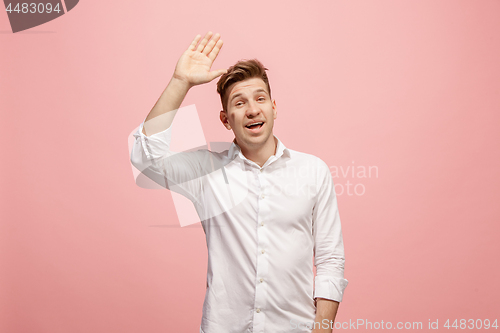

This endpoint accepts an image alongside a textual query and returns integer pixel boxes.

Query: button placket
[253,170,269,333]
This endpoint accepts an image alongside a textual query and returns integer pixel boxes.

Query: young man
[130,32,348,333]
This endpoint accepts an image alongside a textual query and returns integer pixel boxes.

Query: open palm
[173,32,226,87]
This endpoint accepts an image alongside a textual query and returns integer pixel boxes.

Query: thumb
[208,69,228,81]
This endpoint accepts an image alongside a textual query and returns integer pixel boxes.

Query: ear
[220,110,231,130]
[272,99,277,120]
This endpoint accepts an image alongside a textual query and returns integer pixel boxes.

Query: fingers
[208,39,224,62]
[191,31,223,61]
[188,34,201,51]
[202,33,221,56]
[196,31,213,53]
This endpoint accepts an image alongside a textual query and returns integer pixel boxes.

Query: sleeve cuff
[314,275,349,302]
[133,120,172,160]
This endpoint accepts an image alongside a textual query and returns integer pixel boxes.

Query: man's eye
[235,101,243,106]
[258,97,265,101]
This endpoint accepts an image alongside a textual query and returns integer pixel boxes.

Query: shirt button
[261,249,265,254]
[256,308,261,313]
[259,278,264,283]
[260,169,263,173]
[260,222,264,226]
[261,194,265,199]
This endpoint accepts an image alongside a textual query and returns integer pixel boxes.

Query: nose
[246,99,261,118]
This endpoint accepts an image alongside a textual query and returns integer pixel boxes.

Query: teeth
[246,122,263,128]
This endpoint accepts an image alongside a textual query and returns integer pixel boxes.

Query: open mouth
[245,122,264,131]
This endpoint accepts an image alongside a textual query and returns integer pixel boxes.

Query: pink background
[1,1,499,332]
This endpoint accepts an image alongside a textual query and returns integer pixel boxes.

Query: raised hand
[172,31,227,88]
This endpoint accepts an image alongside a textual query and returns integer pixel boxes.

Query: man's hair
[216,59,271,112]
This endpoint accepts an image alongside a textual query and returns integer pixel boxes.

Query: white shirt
[130,118,348,333]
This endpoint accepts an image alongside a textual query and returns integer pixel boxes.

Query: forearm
[142,77,191,136]
[312,298,339,333]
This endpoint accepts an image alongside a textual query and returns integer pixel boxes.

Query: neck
[238,136,278,167]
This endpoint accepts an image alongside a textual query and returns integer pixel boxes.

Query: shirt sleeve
[131,119,172,161]
[312,159,349,302]
[130,118,208,204]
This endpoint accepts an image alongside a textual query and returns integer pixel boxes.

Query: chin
[249,134,272,146]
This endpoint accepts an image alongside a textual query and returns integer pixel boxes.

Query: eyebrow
[229,88,269,104]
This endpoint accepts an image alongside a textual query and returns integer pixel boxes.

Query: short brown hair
[216,59,271,111]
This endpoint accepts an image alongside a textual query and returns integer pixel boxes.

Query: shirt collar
[227,136,290,161]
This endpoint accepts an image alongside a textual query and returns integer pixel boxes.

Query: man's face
[220,77,277,152]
